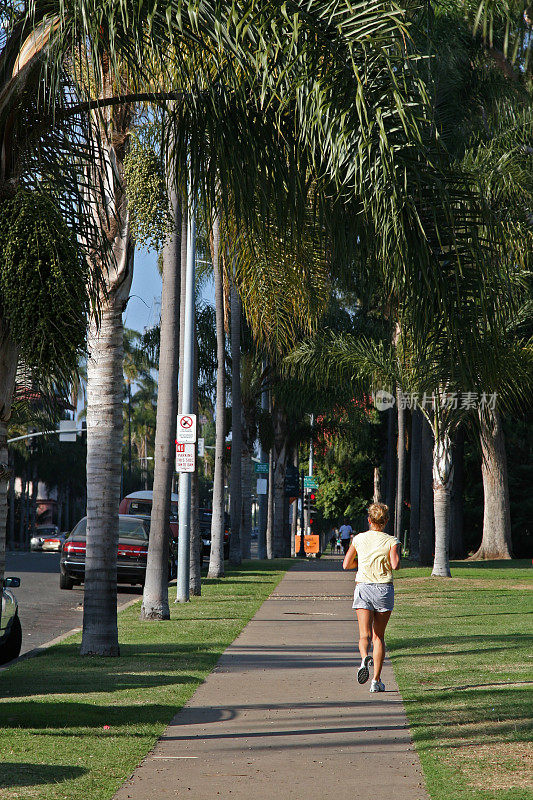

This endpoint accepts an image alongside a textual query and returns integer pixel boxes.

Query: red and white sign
[176,442,196,472]
[177,413,197,443]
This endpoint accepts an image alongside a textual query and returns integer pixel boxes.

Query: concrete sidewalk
[114,557,428,800]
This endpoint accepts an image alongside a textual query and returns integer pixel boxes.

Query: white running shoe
[357,655,374,684]
[370,679,385,693]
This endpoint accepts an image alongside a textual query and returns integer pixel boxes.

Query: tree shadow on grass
[389,632,532,657]
[0,700,185,731]
[0,763,86,788]
[449,559,532,571]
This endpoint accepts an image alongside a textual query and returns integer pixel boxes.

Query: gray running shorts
[352,582,394,612]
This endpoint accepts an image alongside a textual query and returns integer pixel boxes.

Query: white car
[30,525,60,551]
[0,577,22,665]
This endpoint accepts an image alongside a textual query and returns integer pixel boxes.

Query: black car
[199,509,231,561]
[60,515,177,589]
[0,577,22,665]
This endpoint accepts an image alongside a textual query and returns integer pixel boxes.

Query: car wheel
[60,572,74,590]
[0,614,22,665]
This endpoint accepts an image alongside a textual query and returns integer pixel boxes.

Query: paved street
[114,557,428,800]
[5,551,142,657]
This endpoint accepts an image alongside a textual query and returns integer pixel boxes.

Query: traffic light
[303,490,318,523]
[308,492,317,526]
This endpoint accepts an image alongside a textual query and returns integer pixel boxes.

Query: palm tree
[141,160,182,619]
[207,211,226,578]
[81,86,134,655]
[229,277,242,566]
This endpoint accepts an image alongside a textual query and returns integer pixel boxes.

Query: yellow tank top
[352,530,400,584]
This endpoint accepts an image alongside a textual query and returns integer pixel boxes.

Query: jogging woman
[342,502,401,693]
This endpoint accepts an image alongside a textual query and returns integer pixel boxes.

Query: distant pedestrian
[336,535,342,554]
[339,518,353,555]
[342,502,401,693]
[329,532,337,553]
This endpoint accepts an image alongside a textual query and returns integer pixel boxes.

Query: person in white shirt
[338,519,353,555]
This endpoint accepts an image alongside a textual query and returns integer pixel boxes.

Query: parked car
[199,509,231,561]
[59,515,177,590]
[0,577,22,665]
[119,490,179,539]
[30,525,60,551]
[42,532,68,552]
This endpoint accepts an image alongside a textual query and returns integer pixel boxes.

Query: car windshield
[128,500,178,521]
[37,527,57,536]
[70,518,149,541]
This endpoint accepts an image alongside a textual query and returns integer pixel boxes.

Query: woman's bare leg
[355,609,373,661]
[372,610,392,680]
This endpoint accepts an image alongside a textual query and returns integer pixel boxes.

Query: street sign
[177,413,197,443]
[284,464,300,496]
[197,438,205,458]
[257,478,267,495]
[254,462,269,475]
[176,442,196,472]
[58,420,77,442]
[304,476,318,490]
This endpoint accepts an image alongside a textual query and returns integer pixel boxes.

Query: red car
[59,514,177,589]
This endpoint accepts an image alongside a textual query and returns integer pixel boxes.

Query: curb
[1,595,142,671]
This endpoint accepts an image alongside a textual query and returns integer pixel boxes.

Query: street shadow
[0,763,86,788]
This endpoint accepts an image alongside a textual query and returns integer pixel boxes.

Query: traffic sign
[254,462,269,475]
[177,414,197,443]
[176,442,196,472]
[257,478,267,495]
[304,476,318,489]
[58,420,77,442]
[197,437,205,458]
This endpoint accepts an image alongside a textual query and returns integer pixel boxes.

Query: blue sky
[123,250,162,334]
[123,248,214,334]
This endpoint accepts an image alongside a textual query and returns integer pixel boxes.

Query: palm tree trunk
[29,467,38,539]
[0,420,9,615]
[82,286,132,656]
[18,471,26,549]
[208,212,225,579]
[8,451,15,549]
[385,405,397,534]
[395,389,406,542]
[291,449,299,556]
[266,447,274,559]
[450,427,464,559]
[229,279,242,565]
[431,431,453,577]
[472,408,513,559]
[240,448,252,559]
[419,414,434,566]
[409,407,423,561]
[373,466,382,503]
[189,336,201,595]
[80,92,133,656]
[273,457,287,557]
[140,185,181,620]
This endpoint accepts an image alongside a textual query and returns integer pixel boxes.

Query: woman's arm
[390,542,401,570]
[342,543,358,570]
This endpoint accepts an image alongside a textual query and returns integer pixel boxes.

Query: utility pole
[176,170,196,604]
[298,470,306,557]
[304,413,314,533]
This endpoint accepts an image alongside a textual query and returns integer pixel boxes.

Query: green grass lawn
[388,559,533,800]
[0,559,293,800]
